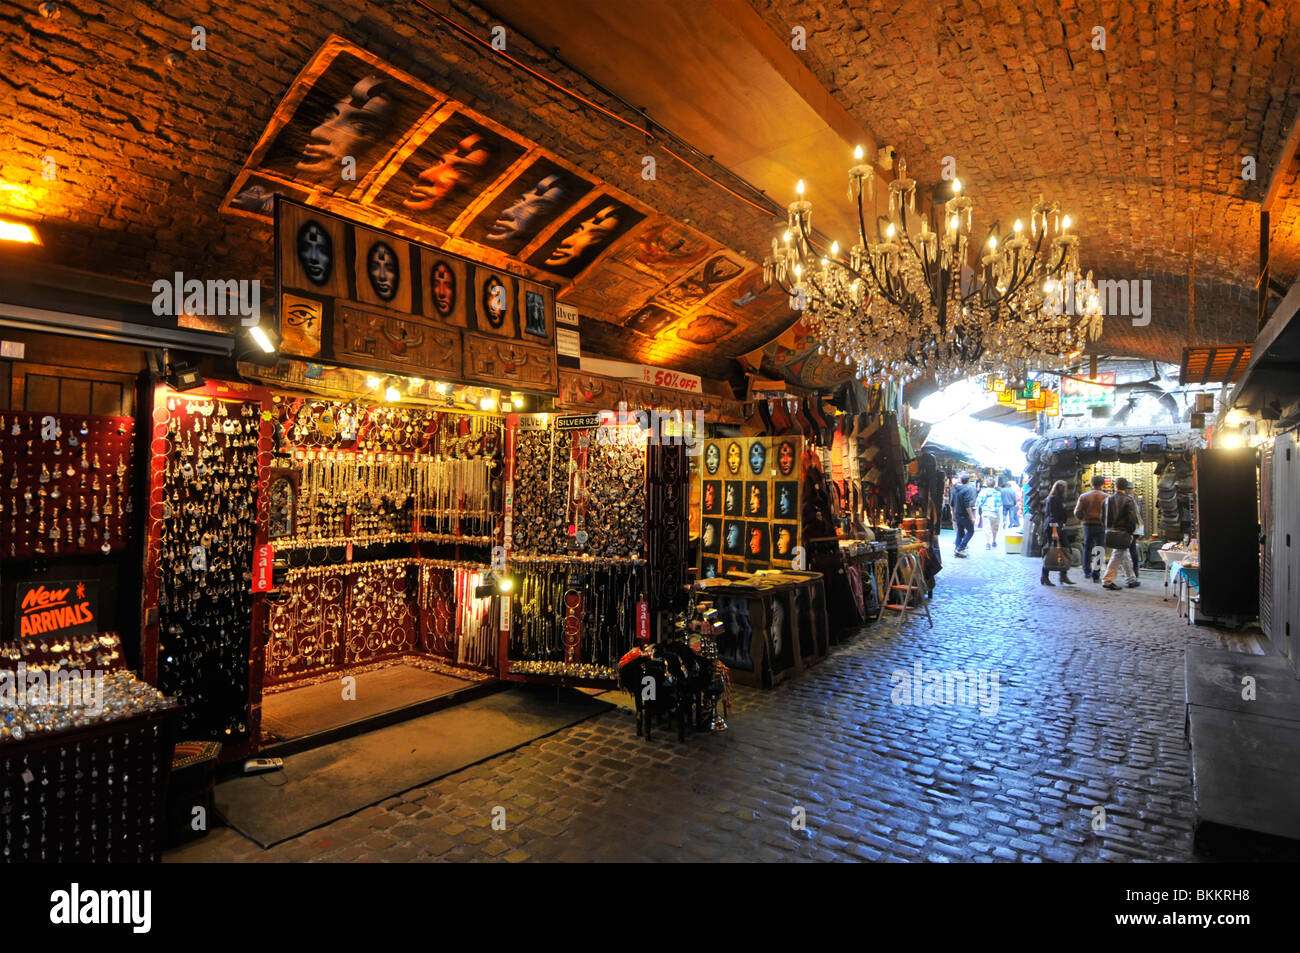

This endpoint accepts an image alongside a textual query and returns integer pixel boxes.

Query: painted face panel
[748,440,767,475]
[704,443,721,475]
[366,242,399,300]
[431,261,456,317]
[777,440,796,476]
[726,442,741,475]
[488,173,569,242]
[297,221,333,285]
[544,204,622,266]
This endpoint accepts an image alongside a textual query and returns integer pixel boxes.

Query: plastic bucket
[1004,532,1023,554]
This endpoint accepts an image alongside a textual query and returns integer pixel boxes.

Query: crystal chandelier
[763,147,1105,386]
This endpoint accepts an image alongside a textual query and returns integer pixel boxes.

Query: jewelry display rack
[150,389,267,746]
[0,411,137,560]
[498,412,691,687]
[0,632,178,862]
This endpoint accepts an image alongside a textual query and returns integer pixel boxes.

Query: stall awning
[971,403,1037,428]
[1180,344,1252,385]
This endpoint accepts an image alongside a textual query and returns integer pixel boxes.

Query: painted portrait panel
[474,268,516,338]
[459,156,594,255]
[278,201,349,300]
[258,49,437,193]
[526,195,646,280]
[353,225,412,312]
[419,249,470,327]
[375,111,526,230]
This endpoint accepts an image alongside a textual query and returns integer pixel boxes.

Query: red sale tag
[636,601,650,644]
[252,544,274,592]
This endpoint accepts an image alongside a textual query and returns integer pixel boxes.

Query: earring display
[344,560,418,666]
[155,397,260,741]
[512,422,645,558]
[0,412,136,561]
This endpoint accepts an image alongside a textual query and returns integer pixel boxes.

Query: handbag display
[1076,435,1099,464]
[1098,435,1120,461]
[1140,433,1168,454]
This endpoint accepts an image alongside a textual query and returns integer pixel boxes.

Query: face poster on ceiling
[353,225,413,313]
[657,252,747,311]
[375,111,526,230]
[227,173,312,220]
[526,195,646,279]
[257,48,439,192]
[458,156,594,255]
[278,200,350,301]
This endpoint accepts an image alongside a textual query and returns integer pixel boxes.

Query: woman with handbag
[1041,480,1075,586]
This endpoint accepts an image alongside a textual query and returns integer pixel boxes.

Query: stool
[164,740,222,846]
[878,553,933,629]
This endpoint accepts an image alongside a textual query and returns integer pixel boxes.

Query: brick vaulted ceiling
[2,0,1299,377]
[748,0,1300,361]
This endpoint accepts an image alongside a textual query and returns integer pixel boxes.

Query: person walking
[1074,474,1108,583]
[976,477,1002,549]
[950,472,977,558]
[1040,479,1076,586]
[1101,477,1141,590]
[1000,476,1021,529]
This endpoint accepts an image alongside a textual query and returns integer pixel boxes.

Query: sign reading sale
[16,580,99,639]
[640,366,701,394]
[252,544,275,592]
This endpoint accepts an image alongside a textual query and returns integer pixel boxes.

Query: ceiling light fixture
[763,147,1104,385]
[0,219,41,244]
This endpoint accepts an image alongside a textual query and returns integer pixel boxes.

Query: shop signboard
[555,413,601,431]
[274,197,558,390]
[1061,373,1116,415]
[16,580,99,640]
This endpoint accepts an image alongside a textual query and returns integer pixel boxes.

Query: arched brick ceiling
[4,0,1299,378]
[0,0,786,380]
[748,0,1300,362]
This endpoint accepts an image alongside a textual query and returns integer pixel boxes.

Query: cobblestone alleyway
[170,533,1250,863]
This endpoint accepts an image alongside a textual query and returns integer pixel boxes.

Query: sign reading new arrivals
[16,580,99,639]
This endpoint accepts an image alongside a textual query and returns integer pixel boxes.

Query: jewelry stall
[501,410,689,686]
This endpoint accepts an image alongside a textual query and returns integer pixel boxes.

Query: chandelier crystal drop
[763,148,1105,386]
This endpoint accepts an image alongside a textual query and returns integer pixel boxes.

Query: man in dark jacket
[1102,477,1141,590]
[1074,474,1108,583]
[950,473,977,557]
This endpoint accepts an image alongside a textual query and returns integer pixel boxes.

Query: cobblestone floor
[168,532,1259,863]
